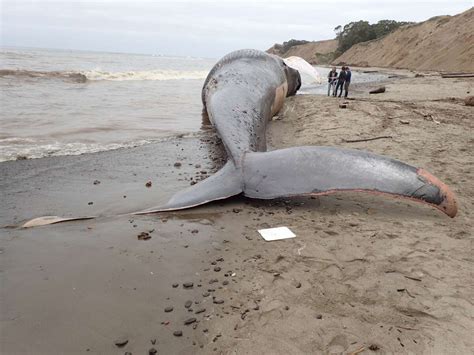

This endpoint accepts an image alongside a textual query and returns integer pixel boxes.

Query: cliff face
[267,39,338,65]
[333,8,474,72]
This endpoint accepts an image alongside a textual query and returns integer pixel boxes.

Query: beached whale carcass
[139,49,457,217]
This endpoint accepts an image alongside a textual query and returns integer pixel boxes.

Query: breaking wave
[83,69,209,81]
[0,69,209,82]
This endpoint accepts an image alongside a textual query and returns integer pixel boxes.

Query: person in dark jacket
[327,67,338,96]
[344,67,352,98]
[334,66,346,97]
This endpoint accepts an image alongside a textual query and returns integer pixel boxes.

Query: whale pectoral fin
[242,147,457,218]
[135,161,243,214]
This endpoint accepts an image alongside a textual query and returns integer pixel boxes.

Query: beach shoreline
[1,72,473,354]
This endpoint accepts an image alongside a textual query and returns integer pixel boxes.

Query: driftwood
[369,86,386,94]
[343,135,392,143]
[441,73,474,78]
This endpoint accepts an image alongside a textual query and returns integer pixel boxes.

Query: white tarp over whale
[283,56,323,84]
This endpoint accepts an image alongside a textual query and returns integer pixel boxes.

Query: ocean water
[0,47,386,162]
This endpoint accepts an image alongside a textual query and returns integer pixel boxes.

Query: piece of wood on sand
[343,135,393,143]
[369,86,386,94]
[441,73,474,78]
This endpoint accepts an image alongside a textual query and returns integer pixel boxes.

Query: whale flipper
[242,147,457,217]
[135,161,243,214]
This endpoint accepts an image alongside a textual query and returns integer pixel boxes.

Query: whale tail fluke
[241,146,457,218]
[20,146,457,228]
[134,160,243,214]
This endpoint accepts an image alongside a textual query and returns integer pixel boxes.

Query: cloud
[1,0,471,57]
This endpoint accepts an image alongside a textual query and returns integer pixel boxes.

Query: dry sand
[1,72,473,354]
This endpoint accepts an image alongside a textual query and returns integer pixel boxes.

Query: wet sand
[1,72,473,354]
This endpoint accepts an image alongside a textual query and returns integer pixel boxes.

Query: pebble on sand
[184,317,197,325]
[164,306,173,312]
[137,232,151,240]
[149,348,157,355]
[183,282,194,289]
[174,162,182,167]
[145,181,152,188]
[185,300,192,308]
[173,330,183,337]
[114,337,128,347]
[172,283,179,288]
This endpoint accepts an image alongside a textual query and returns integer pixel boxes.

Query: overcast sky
[1,0,471,58]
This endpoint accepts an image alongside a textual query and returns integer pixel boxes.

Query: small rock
[174,162,182,167]
[214,267,221,272]
[316,314,323,319]
[400,120,410,124]
[145,181,152,188]
[172,283,179,288]
[232,208,242,213]
[284,306,290,310]
[202,292,210,297]
[114,337,128,347]
[369,344,380,351]
[195,308,206,314]
[164,306,173,312]
[183,282,194,289]
[88,201,93,205]
[213,299,224,304]
[137,232,151,240]
[173,330,183,337]
[195,164,201,168]
[295,282,302,288]
[185,300,192,308]
[339,104,347,108]
[149,348,157,355]
[414,73,424,77]
[93,180,101,185]
[191,229,199,234]
[184,317,197,325]
[151,339,156,345]
[465,95,474,106]
[222,280,229,286]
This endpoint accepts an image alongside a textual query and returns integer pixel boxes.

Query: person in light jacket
[327,67,338,96]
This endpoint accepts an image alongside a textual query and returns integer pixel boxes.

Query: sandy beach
[1,71,473,354]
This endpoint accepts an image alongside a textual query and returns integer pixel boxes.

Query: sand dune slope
[334,8,474,72]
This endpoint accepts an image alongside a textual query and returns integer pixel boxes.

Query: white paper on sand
[258,227,296,241]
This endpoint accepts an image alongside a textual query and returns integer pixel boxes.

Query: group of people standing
[327,66,351,98]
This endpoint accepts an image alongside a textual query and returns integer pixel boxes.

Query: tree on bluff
[334,19,413,55]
